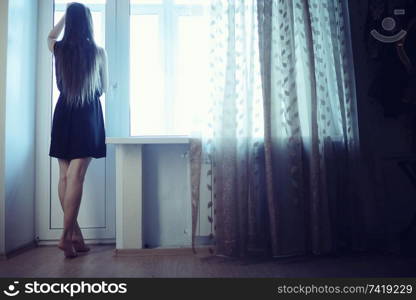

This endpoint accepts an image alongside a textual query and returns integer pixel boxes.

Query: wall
[3,0,38,254]
[348,0,416,250]
[0,0,9,257]
[141,145,212,248]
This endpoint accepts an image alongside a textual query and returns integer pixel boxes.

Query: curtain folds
[191,0,370,257]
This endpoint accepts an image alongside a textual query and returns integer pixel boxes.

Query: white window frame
[130,0,207,136]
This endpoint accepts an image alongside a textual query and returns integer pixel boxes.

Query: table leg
[115,144,143,249]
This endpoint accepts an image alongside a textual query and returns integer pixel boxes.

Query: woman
[47,2,108,258]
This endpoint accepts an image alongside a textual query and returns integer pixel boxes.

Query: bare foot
[72,225,90,252]
[72,238,90,252]
[58,239,77,258]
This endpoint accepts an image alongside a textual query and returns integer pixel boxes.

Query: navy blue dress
[49,42,106,160]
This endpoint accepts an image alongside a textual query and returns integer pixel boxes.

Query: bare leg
[57,159,90,252]
[58,157,92,257]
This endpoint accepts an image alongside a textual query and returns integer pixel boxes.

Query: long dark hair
[55,2,102,106]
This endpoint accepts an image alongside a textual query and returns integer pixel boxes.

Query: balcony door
[35,0,124,242]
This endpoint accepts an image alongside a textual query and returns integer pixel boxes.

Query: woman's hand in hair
[47,13,66,53]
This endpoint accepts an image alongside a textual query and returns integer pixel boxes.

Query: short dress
[49,42,106,160]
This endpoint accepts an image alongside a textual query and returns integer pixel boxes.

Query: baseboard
[114,246,212,257]
[36,239,116,246]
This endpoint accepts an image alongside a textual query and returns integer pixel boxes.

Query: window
[129,0,209,136]
[51,0,210,136]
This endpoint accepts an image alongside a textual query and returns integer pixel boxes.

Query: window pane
[174,0,207,5]
[131,0,162,4]
[174,15,209,134]
[129,1,209,136]
[55,0,105,4]
[130,15,165,135]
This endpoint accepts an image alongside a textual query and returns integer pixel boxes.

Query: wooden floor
[1,245,415,277]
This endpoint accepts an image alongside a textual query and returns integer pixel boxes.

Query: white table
[106,136,190,250]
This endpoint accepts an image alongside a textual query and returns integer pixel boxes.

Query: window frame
[129,0,208,136]
[41,0,209,140]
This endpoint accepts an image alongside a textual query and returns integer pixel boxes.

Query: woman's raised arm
[47,14,66,53]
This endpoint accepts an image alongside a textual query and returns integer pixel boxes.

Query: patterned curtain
[257,0,365,256]
[190,0,369,257]
[202,0,266,258]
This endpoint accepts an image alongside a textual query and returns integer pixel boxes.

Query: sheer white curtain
[190,0,264,256]
[191,0,368,257]
[257,0,365,256]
